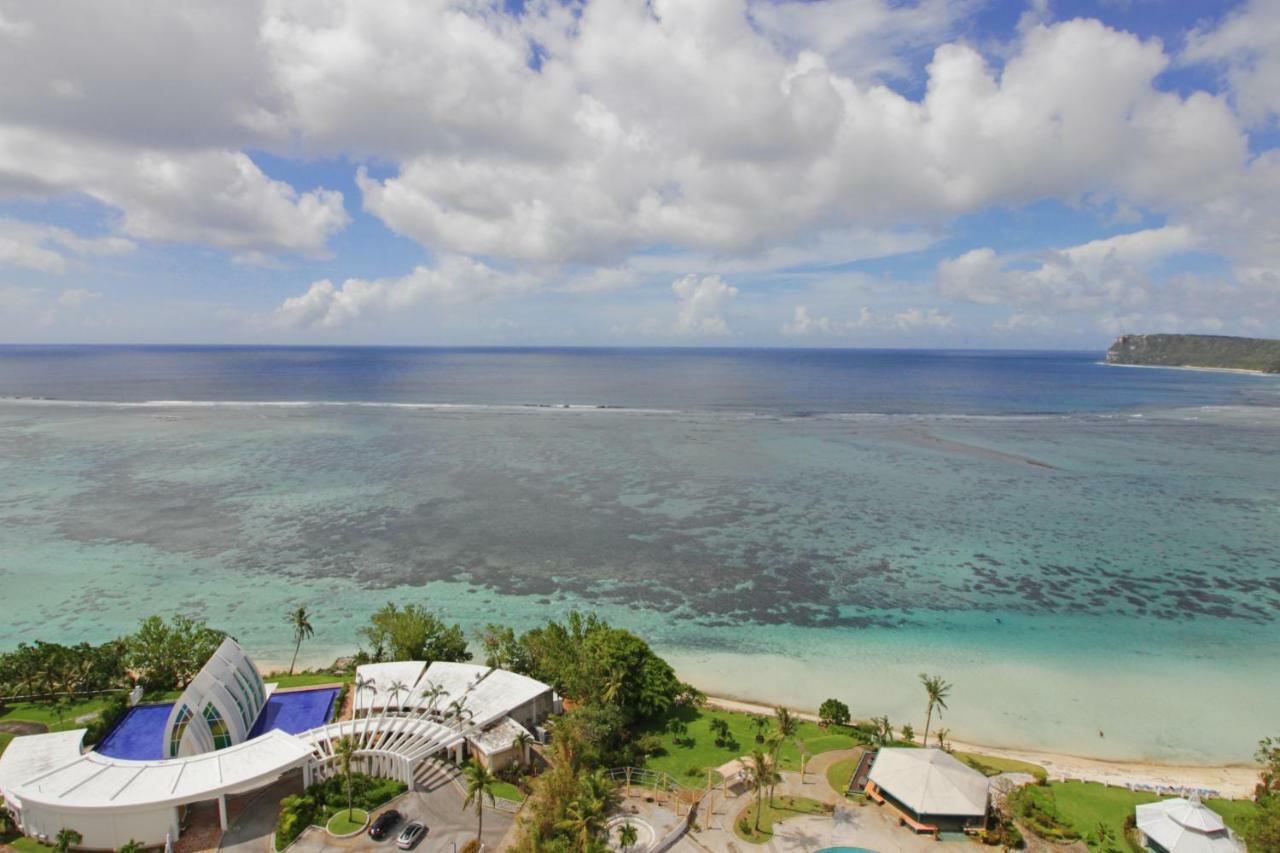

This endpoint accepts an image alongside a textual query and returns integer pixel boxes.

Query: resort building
[865,747,990,835]
[1135,795,1245,853]
[0,651,556,850]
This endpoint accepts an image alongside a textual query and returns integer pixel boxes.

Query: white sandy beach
[702,695,1260,799]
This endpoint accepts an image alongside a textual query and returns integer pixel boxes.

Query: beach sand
[702,695,1260,799]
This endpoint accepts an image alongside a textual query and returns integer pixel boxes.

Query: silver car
[396,821,427,850]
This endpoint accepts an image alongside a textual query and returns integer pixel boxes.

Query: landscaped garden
[734,794,831,843]
[638,706,868,785]
[825,754,863,796]
[274,773,407,850]
[325,807,369,835]
[488,779,525,802]
[1009,781,1259,851]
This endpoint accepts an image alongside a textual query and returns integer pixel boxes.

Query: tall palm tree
[919,673,952,747]
[601,667,625,704]
[617,822,639,853]
[354,673,376,748]
[767,706,797,804]
[419,682,447,716]
[745,749,775,833]
[462,759,496,844]
[53,828,82,853]
[287,606,315,676]
[556,798,598,852]
[386,678,409,712]
[513,729,535,767]
[334,736,356,819]
[751,714,770,743]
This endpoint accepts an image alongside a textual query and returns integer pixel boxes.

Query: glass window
[203,702,233,750]
[169,704,193,757]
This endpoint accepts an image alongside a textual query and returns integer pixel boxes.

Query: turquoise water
[1,348,1277,764]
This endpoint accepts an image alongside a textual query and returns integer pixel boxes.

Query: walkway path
[218,772,304,853]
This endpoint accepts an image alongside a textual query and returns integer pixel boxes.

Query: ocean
[1,346,1277,763]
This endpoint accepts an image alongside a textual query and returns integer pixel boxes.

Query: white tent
[1136,795,1244,853]
[867,748,989,818]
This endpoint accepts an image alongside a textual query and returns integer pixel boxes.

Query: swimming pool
[95,687,339,760]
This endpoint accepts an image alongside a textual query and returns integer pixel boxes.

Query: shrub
[1007,785,1080,841]
[83,693,130,747]
[818,698,850,728]
[274,773,407,850]
[331,682,349,722]
[461,841,481,853]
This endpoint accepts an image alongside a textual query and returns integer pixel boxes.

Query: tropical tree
[935,728,952,751]
[53,828,82,853]
[818,698,850,728]
[359,603,471,664]
[385,678,409,712]
[418,681,447,715]
[745,749,777,832]
[334,736,356,820]
[617,821,639,853]
[767,706,798,803]
[919,673,952,747]
[0,801,12,833]
[871,715,894,746]
[287,605,314,676]
[462,759,497,844]
[513,729,535,767]
[117,840,145,853]
[710,717,731,747]
[668,719,688,747]
[751,714,770,743]
[601,667,626,705]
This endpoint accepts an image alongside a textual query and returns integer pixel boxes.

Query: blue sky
[0,0,1277,347]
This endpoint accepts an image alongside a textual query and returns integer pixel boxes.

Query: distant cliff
[1106,334,1280,373]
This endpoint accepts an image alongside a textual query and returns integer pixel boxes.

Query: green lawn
[264,672,351,688]
[489,780,525,802]
[0,731,13,757]
[734,795,831,844]
[326,807,369,834]
[638,707,866,785]
[954,751,1048,782]
[826,756,861,796]
[1021,782,1259,851]
[7,837,55,852]
[0,696,114,727]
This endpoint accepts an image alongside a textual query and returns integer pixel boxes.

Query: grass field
[1023,782,1259,851]
[325,807,369,834]
[638,707,865,785]
[264,672,352,688]
[0,696,114,727]
[954,751,1048,782]
[826,756,862,796]
[0,731,13,757]
[734,795,831,844]
[489,780,525,802]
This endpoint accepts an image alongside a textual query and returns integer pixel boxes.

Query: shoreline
[1099,360,1276,377]
[700,694,1261,799]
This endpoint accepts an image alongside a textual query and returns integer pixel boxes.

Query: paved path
[219,773,304,853]
[287,787,514,853]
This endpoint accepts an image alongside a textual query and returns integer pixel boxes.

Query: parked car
[369,809,403,840]
[396,821,427,849]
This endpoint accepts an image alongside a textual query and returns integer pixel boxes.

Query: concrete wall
[17,801,177,850]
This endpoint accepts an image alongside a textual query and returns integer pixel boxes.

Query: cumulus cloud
[782,303,951,335]
[0,218,134,273]
[1185,0,1280,127]
[275,255,534,329]
[673,274,738,336]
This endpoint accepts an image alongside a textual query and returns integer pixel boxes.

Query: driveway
[287,786,515,853]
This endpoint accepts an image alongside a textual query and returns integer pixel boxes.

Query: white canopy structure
[868,748,990,819]
[1136,795,1244,853]
[0,657,556,850]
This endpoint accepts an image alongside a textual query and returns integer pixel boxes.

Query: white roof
[7,729,314,810]
[868,748,989,817]
[469,717,532,756]
[354,661,551,731]
[0,730,86,798]
[353,661,428,711]
[1136,797,1243,853]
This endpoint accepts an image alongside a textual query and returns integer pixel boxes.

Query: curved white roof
[354,661,551,730]
[7,729,313,810]
[868,748,989,817]
[0,729,86,801]
[1136,796,1243,853]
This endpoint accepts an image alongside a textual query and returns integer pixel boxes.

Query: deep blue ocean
[2,346,1277,762]
[0,345,1274,413]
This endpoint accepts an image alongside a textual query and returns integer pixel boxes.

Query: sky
[0,0,1278,348]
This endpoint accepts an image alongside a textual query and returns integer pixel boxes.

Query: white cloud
[58,288,102,309]
[1185,0,1280,127]
[673,274,738,336]
[782,303,951,335]
[0,218,134,273]
[275,255,534,329]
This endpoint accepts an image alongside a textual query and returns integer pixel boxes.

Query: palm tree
[935,727,952,752]
[601,667,626,704]
[556,798,598,851]
[513,729,535,767]
[617,821,639,852]
[871,715,893,746]
[919,673,952,747]
[462,759,496,844]
[54,828,82,853]
[745,749,776,833]
[117,841,145,853]
[767,706,797,804]
[419,681,447,715]
[333,736,356,820]
[354,673,376,747]
[386,678,409,712]
[751,714,769,743]
[287,606,314,676]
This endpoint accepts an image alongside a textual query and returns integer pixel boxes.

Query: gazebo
[1135,795,1244,853]
[865,748,990,834]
